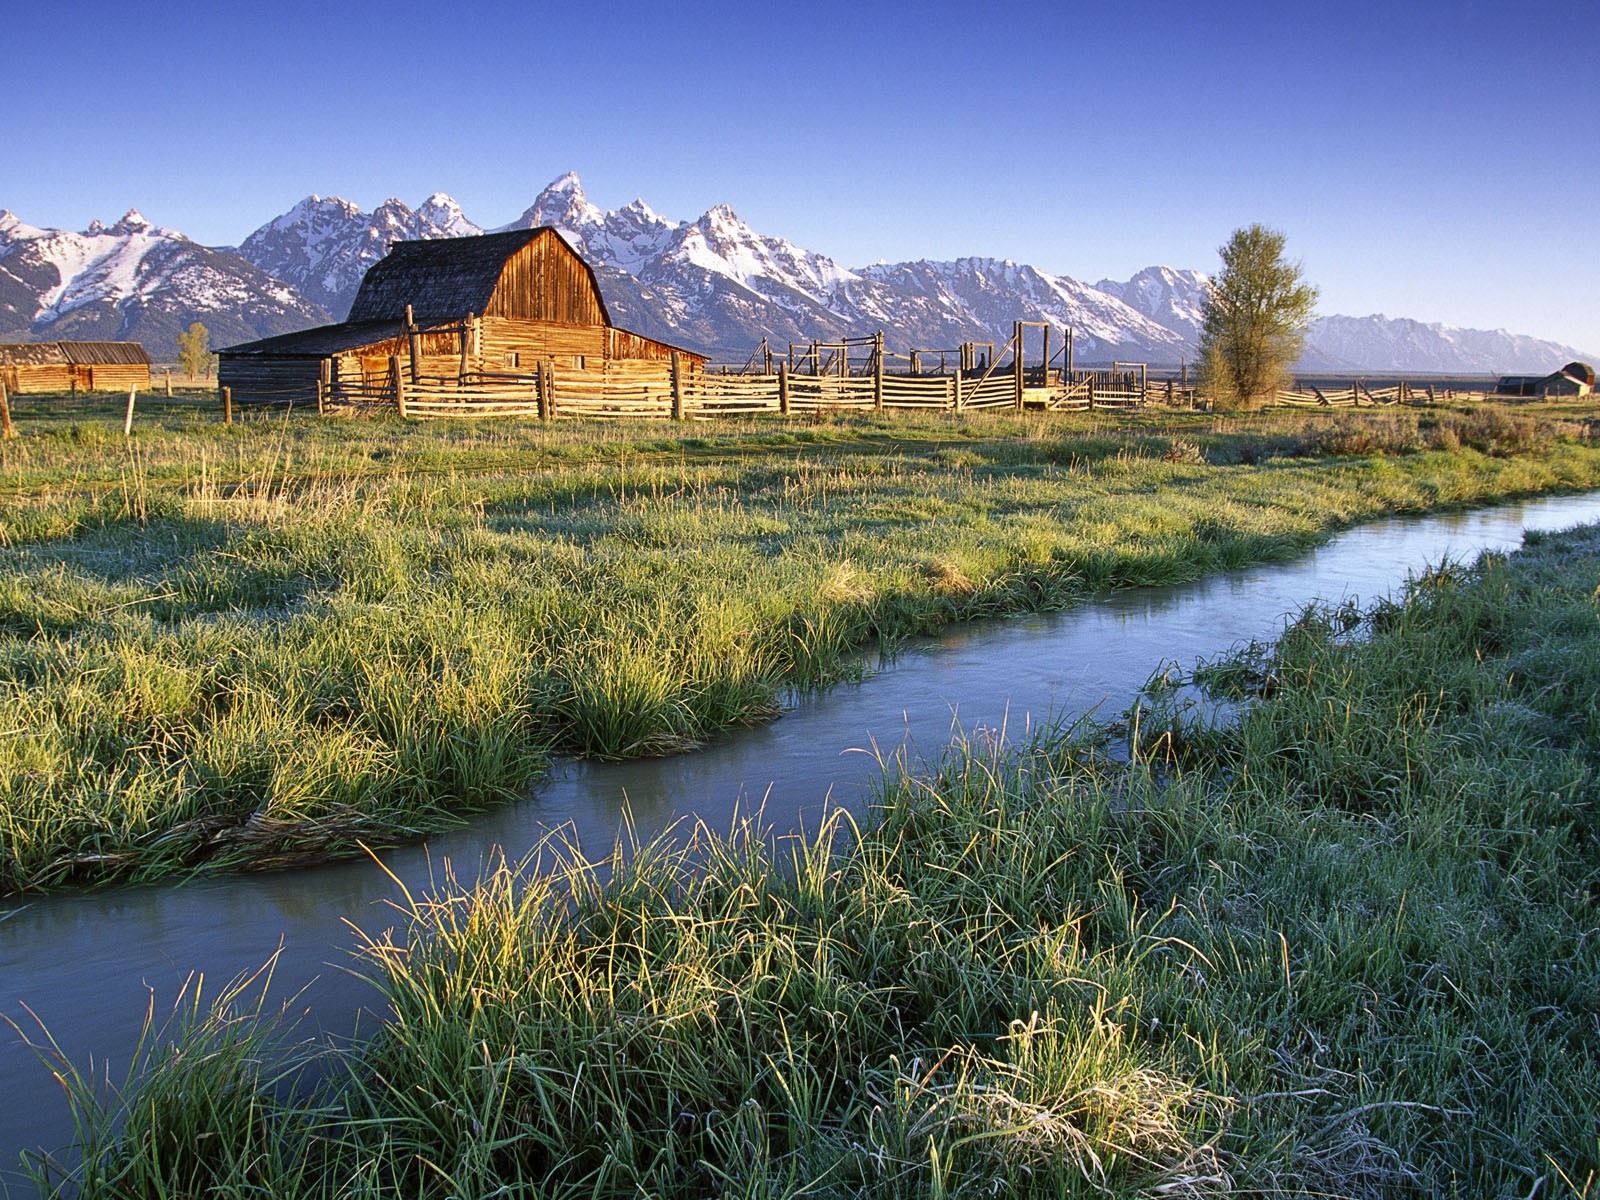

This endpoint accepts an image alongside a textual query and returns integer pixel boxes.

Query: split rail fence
[312,362,1170,422]
[309,324,1180,422]
[257,324,1485,424]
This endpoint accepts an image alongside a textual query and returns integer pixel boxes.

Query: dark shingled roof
[218,321,420,358]
[347,228,595,323]
[0,341,150,365]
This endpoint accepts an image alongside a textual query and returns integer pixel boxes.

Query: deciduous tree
[176,321,213,381]
[1199,225,1318,410]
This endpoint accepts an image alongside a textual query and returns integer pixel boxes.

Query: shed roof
[0,341,151,365]
[217,320,423,358]
[346,228,611,325]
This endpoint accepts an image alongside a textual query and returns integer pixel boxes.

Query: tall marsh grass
[22,520,1600,1196]
[2,400,1599,892]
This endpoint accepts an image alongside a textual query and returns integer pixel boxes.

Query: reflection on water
[4,491,1599,1177]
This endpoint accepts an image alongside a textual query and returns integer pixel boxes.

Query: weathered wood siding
[2,365,74,393]
[218,357,323,406]
[480,316,606,367]
[486,235,609,326]
[87,364,152,391]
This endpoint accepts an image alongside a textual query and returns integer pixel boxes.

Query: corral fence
[223,326,1511,423]
[305,323,1203,421]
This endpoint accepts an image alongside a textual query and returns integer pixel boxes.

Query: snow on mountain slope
[237,194,483,318]
[498,173,679,274]
[859,258,1191,361]
[0,209,328,351]
[1095,266,1210,343]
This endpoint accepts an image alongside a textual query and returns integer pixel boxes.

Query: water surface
[4,491,1599,1179]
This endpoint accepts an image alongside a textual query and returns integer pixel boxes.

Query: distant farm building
[0,341,152,395]
[218,228,707,407]
[1496,361,1596,398]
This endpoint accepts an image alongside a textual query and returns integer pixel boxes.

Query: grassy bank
[1,397,1598,892]
[18,517,1599,1197]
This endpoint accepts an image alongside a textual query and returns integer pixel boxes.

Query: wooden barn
[218,228,706,407]
[0,341,152,395]
[1496,361,1596,398]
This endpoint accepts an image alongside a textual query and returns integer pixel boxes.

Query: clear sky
[5,0,1598,352]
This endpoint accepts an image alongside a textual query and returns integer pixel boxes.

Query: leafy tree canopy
[1199,225,1318,409]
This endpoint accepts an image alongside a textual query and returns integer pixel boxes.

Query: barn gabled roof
[0,341,151,365]
[346,227,612,326]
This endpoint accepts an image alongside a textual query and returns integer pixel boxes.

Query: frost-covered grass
[17,522,1600,1197]
[1,397,1598,892]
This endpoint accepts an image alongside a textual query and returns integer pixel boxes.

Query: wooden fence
[304,334,1484,424]
[317,361,1181,421]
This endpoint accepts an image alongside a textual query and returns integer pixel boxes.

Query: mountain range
[3,173,1594,373]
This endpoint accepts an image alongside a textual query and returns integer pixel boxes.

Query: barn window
[571,355,585,369]
[504,351,520,369]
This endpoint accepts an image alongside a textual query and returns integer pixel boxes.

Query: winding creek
[5,489,1600,1180]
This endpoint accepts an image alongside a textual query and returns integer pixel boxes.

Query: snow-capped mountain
[498,172,678,275]
[9,174,1594,371]
[236,193,483,318]
[1299,315,1594,375]
[856,259,1190,362]
[1095,266,1211,344]
[0,209,328,351]
[487,174,1194,360]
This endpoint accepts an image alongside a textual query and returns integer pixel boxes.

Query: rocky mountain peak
[111,209,152,235]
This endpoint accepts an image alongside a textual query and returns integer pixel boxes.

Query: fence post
[670,352,684,421]
[1087,377,1095,411]
[221,386,232,425]
[543,360,557,420]
[778,361,790,415]
[952,368,963,413]
[164,367,172,398]
[391,355,407,419]
[0,377,13,439]
[1013,322,1024,410]
[404,305,420,385]
[318,358,331,416]
[873,331,884,411]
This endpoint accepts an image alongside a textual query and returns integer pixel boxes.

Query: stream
[5,490,1600,1181]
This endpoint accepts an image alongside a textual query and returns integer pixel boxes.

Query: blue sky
[6,0,1598,351]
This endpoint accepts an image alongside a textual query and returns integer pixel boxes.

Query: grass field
[16,510,1598,1197]
[1,393,1598,894]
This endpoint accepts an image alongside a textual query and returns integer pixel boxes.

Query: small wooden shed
[218,227,706,406]
[0,341,152,395]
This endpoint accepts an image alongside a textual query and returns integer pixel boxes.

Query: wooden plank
[0,377,12,438]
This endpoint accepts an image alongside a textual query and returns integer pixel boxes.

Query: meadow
[16,500,1598,1197]
[1,394,1597,894]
